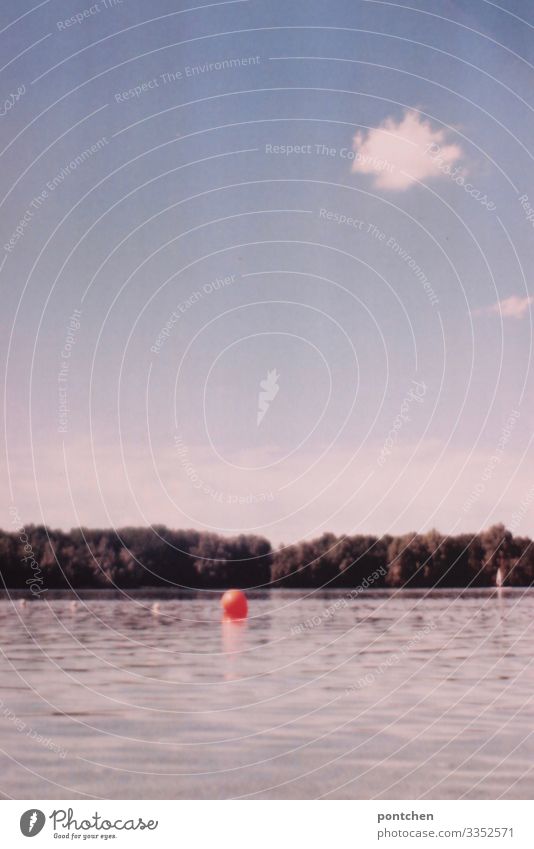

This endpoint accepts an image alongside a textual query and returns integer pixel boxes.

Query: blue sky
[1,0,533,542]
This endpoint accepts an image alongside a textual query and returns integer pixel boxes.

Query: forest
[1,522,533,592]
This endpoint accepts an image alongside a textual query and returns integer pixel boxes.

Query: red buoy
[221,589,248,620]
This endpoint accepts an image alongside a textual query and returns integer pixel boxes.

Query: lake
[0,588,532,799]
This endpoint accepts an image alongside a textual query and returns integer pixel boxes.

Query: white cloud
[3,437,532,544]
[486,295,533,319]
[351,109,463,190]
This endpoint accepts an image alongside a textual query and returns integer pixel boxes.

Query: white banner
[1,800,532,848]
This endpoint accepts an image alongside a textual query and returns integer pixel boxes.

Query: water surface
[0,588,532,799]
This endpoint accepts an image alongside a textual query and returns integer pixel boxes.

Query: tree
[480,524,515,586]
[386,533,431,587]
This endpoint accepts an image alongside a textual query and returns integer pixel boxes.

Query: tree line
[0,523,533,591]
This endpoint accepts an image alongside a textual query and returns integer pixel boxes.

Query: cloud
[485,295,533,319]
[4,437,532,544]
[351,109,464,190]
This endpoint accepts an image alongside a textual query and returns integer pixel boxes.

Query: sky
[1,0,533,543]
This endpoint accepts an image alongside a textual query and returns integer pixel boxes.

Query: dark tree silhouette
[0,524,532,591]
